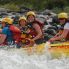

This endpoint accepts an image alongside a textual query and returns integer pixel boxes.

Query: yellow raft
[23,42,69,58]
[48,42,69,58]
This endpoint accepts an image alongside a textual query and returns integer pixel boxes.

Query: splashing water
[0,45,69,69]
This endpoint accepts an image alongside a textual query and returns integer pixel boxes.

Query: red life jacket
[27,20,44,39]
[33,19,44,29]
[9,25,21,42]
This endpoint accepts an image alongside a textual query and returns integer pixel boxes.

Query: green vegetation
[0,0,69,12]
[0,3,20,11]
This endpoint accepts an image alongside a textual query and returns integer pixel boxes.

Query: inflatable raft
[49,42,69,58]
[23,42,69,58]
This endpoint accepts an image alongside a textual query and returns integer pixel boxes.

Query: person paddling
[48,12,69,42]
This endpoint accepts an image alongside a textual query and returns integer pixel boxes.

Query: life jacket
[59,23,69,40]
[20,26,28,38]
[19,20,44,45]
[34,19,44,29]
[0,25,21,45]
[27,20,44,39]
[19,26,30,44]
[2,25,13,45]
[9,25,21,43]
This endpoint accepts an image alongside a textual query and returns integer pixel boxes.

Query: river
[0,47,69,69]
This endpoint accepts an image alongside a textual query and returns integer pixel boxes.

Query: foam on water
[0,47,69,69]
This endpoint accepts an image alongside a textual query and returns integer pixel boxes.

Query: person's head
[1,17,13,28]
[58,12,68,25]
[26,11,36,23]
[19,16,27,26]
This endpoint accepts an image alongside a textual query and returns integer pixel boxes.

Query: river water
[0,46,69,69]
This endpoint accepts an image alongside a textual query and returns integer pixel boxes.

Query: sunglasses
[59,18,66,20]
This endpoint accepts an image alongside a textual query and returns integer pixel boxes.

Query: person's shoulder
[65,22,69,26]
[64,22,69,29]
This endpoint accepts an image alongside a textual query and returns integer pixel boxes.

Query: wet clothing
[27,20,44,39]
[20,26,28,34]
[27,20,44,44]
[9,25,21,42]
[2,26,13,45]
[27,23,37,39]
[2,25,21,45]
[19,20,44,45]
[19,26,31,45]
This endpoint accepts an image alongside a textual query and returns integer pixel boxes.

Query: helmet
[26,11,36,17]
[2,17,13,24]
[58,12,68,19]
[19,16,26,21]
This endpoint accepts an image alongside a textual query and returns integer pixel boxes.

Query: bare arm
[0,34,6,44]
[53,31,62,38]
[49,29,69,41]
[32,23,42,41]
